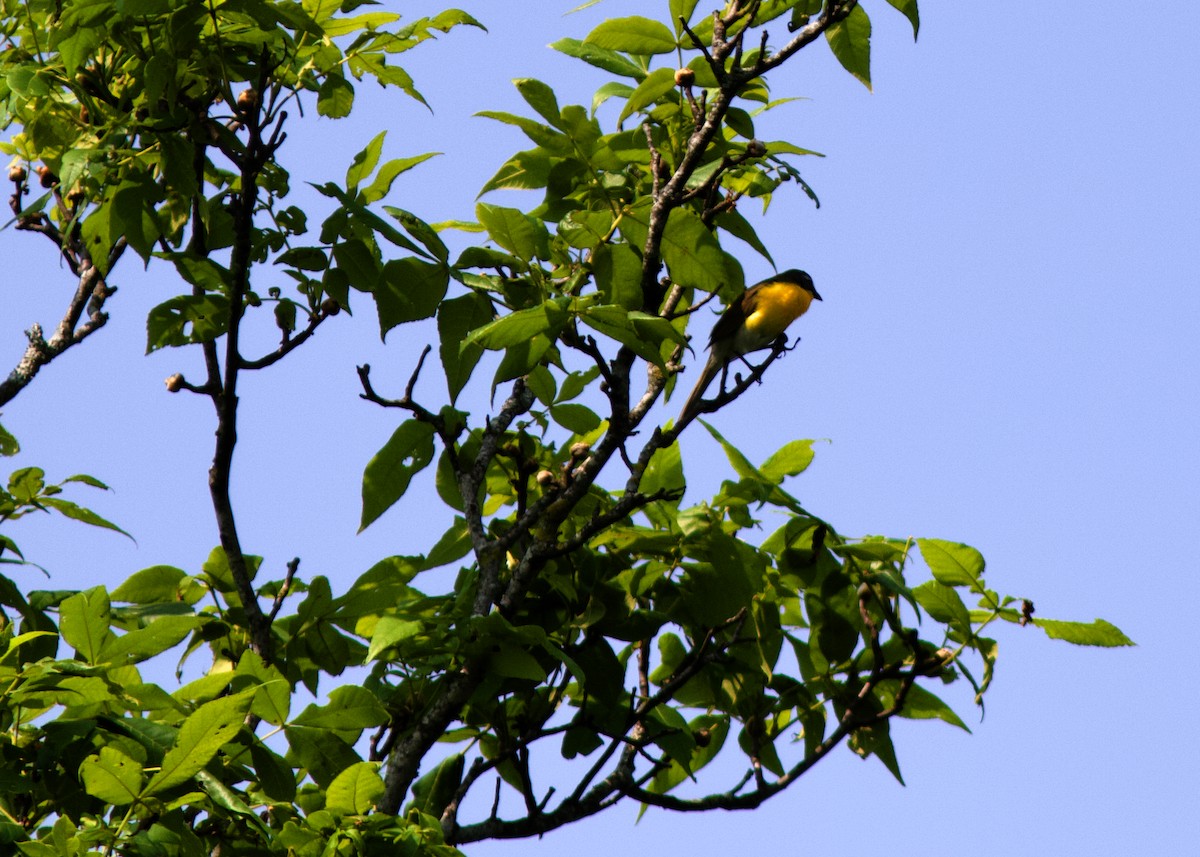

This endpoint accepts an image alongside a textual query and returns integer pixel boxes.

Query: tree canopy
[0,1,1130,855]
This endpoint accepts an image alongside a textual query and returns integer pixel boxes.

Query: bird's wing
[708,284,758,351]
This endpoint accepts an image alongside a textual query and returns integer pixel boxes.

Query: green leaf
[659,207,738,293]
[617,67,677,125]
[760,439,816,482]
[326,762,385,815]
[62,473,109,490]
[886,0,920,39]
[38,497,131,539]
[146,295,230,353]
[235,650,292,726]
[584,16,677,55]
[699,420,763,482]
[475,202,550,261]
[79,746,144,806]
[7,466,43,501]
[100,615,197,665]
[360,420,437,531]
[489,644,546,681]
[1035,618,1135,647]
[59,588,112,664]
[373,257,449,338]
[426,517,473,568]
[363,152,440,204]
[549,38,647,81]
[345,131,386,190]
[641,440,685,499]
[143,689,255,796]
[559,210,615,252]
[912,580,972,635]
[669,0,701,33]
[475,110,569,151]
[333,238,383,291]
[513,78,563,128]
[494,335,554,386]
[550,403,601,435]
[880,680,969,731]
[249,742,296,802]
[409,753,464,818]
[479,148,553,195]
[384,207,450,263]
[918,539,984,589]
[284,725,363,789]
[464,301,566,351]
[826,4,872,90]
[714,209,775,266]
[438,292,494,402]
[578,305,664,368]
[294,685,389,730]
[849,721,904,784]
[317,73,355,118]
[197,770,270,833]
[366,616,424,662]
[592,242,643,309]
[0,422,19,456]
[201,546,262,595]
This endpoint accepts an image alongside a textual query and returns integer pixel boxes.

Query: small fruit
[569,441,591,460]
[535,470,556,487]
[674,67,696,87]
[165,373,185,393]
[65,185,86,205]
[320,297,341,316]
[8,164,26,183]
[746,139,767,157]
[36,165,57,188]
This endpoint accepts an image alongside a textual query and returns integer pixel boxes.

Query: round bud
[165,373,185,393]
[569,441,591,460]
[8,164,26,183]
[320,297,341,316]
[746,139,767,157]
[36,165,57,188]
[674,67,696,87]
[236,88,259,113]
[535,470,556,487]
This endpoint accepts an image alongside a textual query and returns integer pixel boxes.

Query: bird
[678,269,821,421]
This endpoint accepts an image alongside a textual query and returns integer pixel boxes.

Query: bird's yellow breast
[736,282,815,351]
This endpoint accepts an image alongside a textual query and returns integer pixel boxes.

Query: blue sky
[3,1,1197,854]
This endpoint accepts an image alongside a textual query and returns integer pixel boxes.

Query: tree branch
[0,186,124,407]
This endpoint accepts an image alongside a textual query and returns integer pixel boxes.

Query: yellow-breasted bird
[679,269,821,420]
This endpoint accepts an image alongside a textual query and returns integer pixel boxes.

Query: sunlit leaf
[826,4,872,90]
[360,420,437,531]
[144,689,255,796]
[584,16,677,55]
[1035,618,1135,647]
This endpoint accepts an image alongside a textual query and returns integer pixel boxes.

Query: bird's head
[776,269,821,301]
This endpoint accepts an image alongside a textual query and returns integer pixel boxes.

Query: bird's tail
[677,350,722,427]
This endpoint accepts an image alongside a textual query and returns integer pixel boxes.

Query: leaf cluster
[0,1,1132,856]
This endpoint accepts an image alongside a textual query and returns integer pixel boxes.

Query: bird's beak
[812,289,823,301]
